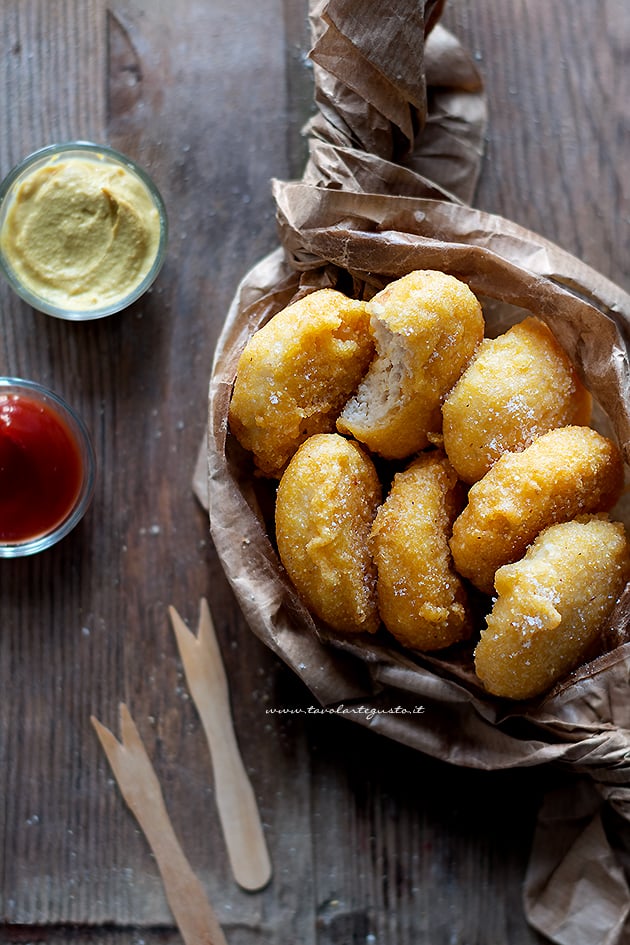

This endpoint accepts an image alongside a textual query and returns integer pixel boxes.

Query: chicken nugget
[337,270,484,460]
[275,433,381,635]
[442,316,592,484]
[371,450,472,651]
[474,516,630,700]
[229,288,374,478]
[450,425,624,594]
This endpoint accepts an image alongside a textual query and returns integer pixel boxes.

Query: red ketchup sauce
[0,392,83,542]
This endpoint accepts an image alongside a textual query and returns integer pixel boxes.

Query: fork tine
[91,705,229,945]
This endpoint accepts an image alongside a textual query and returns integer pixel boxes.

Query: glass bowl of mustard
[0,142,168,320]
[0,377,96,556]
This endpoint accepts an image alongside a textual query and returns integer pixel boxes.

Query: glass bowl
[0,378,96,556]
[0,141,168,320]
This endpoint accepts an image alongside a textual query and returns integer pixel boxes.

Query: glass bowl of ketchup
[0,378,96,556]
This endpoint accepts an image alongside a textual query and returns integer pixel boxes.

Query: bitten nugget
[442,316,592,484]
[229,288,374,477]
[474,516,630,700]
[275,433,382,635]
[371,451,472,651]
[337,270,484,460]
[450,425,624,594]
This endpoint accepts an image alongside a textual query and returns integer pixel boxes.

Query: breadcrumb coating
[337,270,484,459]
[474,516,630,700]
[275,433,382,635]
[371,450,472,651]
[443,316,592,484]
[450,425,624,595]
[229,288,374,478]
[228,268,630,698]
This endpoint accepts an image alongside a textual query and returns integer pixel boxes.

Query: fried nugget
[229,288,374,478]
[371,451,472,651]
[337,270,484,460]
[442,316,592,484]
[275,433,382,635]
[474,516,630,700]
[450,425,624,594]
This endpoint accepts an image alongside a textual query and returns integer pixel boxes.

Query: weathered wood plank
[443,0,630,287]
[0,1,627,943]
[0,0,318,940]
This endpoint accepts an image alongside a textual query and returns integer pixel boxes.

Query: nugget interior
[337,270,484,459]
[226,268,630,702]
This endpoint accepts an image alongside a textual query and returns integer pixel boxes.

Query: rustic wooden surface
[0,1,628,943]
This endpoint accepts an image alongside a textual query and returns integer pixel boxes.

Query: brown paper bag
[200,2,630,942]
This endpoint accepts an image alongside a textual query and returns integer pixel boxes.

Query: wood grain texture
[92,704,229,945]
[442,0,630,289]
[168,601,272,893]
[0,0,626,943]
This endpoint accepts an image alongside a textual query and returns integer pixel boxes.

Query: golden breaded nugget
[337,270,484,460]
[371,451,472,651]
[275,433,381,635]
[229,289,374,477]
[442,316,592,483]
[474,516,630,700]
[450,425,624,594]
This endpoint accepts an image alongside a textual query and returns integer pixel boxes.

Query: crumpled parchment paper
[196,2,630,942]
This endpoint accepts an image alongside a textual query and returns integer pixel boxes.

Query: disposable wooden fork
[168,598,272,893]
[91,703,228,945]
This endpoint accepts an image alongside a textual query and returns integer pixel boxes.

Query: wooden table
[1,2,628,943]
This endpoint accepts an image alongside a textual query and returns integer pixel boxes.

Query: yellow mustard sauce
[0,156,161,311]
